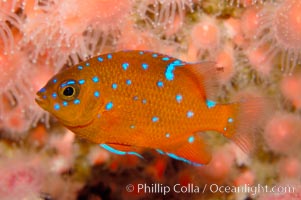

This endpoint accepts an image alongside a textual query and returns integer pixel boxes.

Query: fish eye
[63,86,74,96]
[58,80,80,101]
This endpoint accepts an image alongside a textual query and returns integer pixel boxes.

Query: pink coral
[0,3,23,54]
[0,154,45,200]
[254,0,301,74]
[0,51,30,98]
[240,6,261,41]
[263,113,301,154]
[137,0,193,31]
[0,51,32,118]
[187,15,222,61]
[0,50,51,134]
[198,145,236,184]
[234,170,255,186]
[224,18,246,47]
[245,44,274,76]
[87,146,110,166]
[278,157,301,180]
[2,105,32,137]
[215,43,236,84]
[48,130,75,173]
[281,73,301,109]
[258,183,301,200]
[22,0,133,68]
[223,0,265,7]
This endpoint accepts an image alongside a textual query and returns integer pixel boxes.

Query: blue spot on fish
[94,91,100,97]
[92,76,99,83]
[78,79,85,85]
[97,57,103,62]
[162,57,169,61]
[112,83,117,89]
[206,100,216,108]
[107,54,112,59]
[85,62,90,66]
[52,92,57,98]
[176,94,182,103]
[157,81,163,87]
[130,125,135,129]
[106,102,113,110]
[139,51,144,55]
[67,80,76,84]
[63,101,68,106]
[61,80,76,88]
[39,88,46,93]
[166,133,170,138]
[188,136,194,143]
[100,144,143,158]
[122,63,129,70]
[74,99,80,104]
[78,66,83,70]
[152,116,159,122]
[142,99,147,104]
[53,79,57,83]
[165,60,184,80]
[126,79,132,85]
[228,118,233,123]
[152,53,158,58]
[186,111,194,118]
[54,103,60,110]
[142,63,148,70]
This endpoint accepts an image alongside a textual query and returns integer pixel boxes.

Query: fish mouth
[35,92,48,109]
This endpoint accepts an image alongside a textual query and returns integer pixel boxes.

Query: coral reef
[0,0,300,199]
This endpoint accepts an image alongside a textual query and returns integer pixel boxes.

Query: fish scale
[35,50,257,166]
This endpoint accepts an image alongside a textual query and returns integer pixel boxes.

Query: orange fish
[36,50,260,166]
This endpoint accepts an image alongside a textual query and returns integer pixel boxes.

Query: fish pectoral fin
[156,135,212,166]
[100,143,144,159]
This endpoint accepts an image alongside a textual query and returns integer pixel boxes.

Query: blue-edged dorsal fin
[156,134,212,166]
[100,143,144,159]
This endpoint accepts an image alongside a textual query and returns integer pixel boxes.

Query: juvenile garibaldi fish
[36,50,262,166]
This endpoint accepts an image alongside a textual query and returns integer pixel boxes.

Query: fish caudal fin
[224,94,268,153]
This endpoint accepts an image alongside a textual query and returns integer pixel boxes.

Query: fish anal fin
[185,61,223,101]
[100,143,144,159]
[157,135,212,166]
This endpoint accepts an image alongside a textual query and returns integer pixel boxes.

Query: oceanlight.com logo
[208,184,296,196]
[125,183,297,196]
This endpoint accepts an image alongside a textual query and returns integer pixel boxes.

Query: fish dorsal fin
[100,144,144,158]
[156,134,212,166]
[185,61,223,101]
